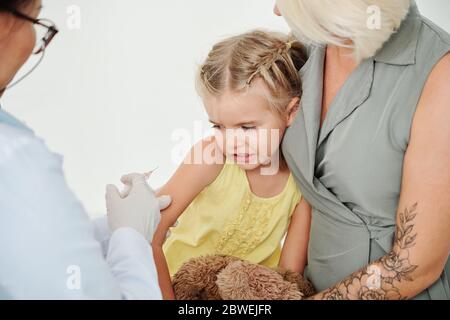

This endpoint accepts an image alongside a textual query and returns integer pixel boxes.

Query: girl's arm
[152,137,224,300]
[279,197,312,275]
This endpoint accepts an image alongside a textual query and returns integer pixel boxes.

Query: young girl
[153,30,312,300]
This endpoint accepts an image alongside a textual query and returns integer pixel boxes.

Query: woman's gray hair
[277,0,411,62]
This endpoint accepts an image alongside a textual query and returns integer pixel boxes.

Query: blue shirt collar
[0,105,34,134]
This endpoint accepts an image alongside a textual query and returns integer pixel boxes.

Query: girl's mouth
[233,153,255,163]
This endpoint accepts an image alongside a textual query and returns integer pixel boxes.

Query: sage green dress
[282,2,450,300]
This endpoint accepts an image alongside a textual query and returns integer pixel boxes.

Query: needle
[144,166,159,180]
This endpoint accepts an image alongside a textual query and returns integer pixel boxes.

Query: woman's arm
[310,53,450,300]
[0,129,161,299]
[279,198,312,274]
[152,137,224,300]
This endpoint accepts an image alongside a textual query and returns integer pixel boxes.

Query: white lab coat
[0,109,162,300]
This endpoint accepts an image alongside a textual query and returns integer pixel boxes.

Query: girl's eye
[242,126,256,131]
[212,124,222,130]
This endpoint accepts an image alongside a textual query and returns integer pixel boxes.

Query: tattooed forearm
[310,203,419,300]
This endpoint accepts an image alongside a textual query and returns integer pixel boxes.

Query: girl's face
[203,79,299,173]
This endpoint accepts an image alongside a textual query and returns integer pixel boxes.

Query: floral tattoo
[313,203,419,300]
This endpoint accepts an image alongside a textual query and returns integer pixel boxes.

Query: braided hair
[197,30,307,117]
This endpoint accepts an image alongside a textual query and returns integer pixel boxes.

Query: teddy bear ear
[171,260,207,300]
[172,278,203,300]
[172,255,240,300]
[216,260,304,300]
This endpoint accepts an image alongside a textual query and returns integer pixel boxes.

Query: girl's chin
[227,154,277,171]
[232,152,272,160]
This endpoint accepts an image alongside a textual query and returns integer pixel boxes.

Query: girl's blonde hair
[196,30,307,118]
[276,0,411,62]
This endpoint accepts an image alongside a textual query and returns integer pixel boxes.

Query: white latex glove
[106,172,171,241]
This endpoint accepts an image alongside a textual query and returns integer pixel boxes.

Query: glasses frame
[7,7,59,54]
[0,5,59,93]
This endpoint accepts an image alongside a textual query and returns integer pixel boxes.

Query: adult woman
[277,0,450,299]
[0,0,170,299]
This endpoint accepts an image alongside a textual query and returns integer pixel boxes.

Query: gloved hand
[106,171,172,241]
[119,172,171,210]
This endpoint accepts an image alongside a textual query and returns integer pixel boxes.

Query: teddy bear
[172,254,315,300]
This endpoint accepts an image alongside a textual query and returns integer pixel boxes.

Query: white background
[2,0,450,216]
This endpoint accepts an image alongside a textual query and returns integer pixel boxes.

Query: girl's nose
[225,129,246,150]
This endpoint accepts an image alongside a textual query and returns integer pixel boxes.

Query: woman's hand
[106,172,172,241]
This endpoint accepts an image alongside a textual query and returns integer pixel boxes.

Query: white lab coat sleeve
[91,217,162,300]
[0,126,161,300]
[107,228,162,300]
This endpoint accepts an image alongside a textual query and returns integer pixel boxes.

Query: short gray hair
[277,0,411,62]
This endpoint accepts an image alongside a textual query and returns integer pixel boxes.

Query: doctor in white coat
[0,0,170,299]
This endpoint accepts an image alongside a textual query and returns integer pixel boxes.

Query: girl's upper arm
[153,137,224,245]
[279,197,312,274]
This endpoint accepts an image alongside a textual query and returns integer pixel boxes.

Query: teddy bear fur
[172,254,315,300]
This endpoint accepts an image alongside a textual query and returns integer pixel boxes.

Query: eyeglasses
[8,8,59,54]
[0,6,59,94]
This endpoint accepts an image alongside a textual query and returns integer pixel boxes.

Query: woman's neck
[326,44,358,69]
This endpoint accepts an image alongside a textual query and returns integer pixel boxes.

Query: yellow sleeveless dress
[163,159,302,276]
